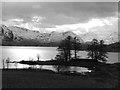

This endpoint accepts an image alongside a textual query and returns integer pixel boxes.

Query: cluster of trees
[55,36,80,62]
[55,36,108,63]
[87,39,108,63]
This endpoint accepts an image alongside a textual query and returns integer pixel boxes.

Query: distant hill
[106,42,120,52]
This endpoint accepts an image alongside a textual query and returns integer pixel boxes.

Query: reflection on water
[1,46,119,72]
[2,46,57,61]
[6,63,91,74]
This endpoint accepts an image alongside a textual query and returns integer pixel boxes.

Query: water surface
[1,46,119,73]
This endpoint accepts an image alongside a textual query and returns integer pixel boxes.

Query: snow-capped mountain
[73,30,118,44]
[0,24,118,46]
[0,25,84,45]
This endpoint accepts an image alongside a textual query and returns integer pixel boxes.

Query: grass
[2,68,119,88]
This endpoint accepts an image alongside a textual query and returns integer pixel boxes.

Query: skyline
[1,2,119,44]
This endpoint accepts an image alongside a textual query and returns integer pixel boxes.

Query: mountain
[0,25,16,41]
[8,26,50,42]
[0,25,84,46]
[79,32,98,42]
[106,41,120,52]
[49,31,83,43]
[1,25,119,52]
[1,25,118,46]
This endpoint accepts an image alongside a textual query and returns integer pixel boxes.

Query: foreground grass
[2,68,119,88]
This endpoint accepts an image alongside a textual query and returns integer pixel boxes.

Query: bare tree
[37,54,41,61]
[2,59,5,69]
[6,57,10,69]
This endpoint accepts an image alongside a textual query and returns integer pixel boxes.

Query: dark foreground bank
[2,67,119,88]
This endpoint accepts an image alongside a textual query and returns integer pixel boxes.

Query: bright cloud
[14,16,45,31]
[15,23,40,31]
[10,18,24,22]
[46,17,118,33]
[45,16,118,44]
[2,18,24,26]
[32,16,45,23]
[1,2,118,44]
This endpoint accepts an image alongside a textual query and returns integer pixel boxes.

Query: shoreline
[2,62,119,88]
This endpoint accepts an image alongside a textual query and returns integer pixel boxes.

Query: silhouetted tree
[97,40,108,63]
[37,54,40,61]
[2,59,5,69]
[56,36,81,61]
[54,36,81,73]
[6,58,10,69]
[73,37,81,59]
[87,39,99,61]
[87,39,108,63]
[57,36,72,61]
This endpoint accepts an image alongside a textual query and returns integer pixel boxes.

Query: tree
[73,37,81,59]
[56,36,81,61]
[57,36,72,61]
[97,40,108,63]
[6,57,10,69]
[87,39,99,61]
[2,59,5,69]
[87,39,108,63]
[37,54,40,61]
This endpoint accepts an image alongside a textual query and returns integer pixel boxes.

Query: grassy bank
[2,68,119,88]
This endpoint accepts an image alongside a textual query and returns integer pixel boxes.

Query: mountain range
[0,25,84,46]
[0,25,119,47]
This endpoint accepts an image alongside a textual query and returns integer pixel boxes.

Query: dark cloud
[2,2,118,26]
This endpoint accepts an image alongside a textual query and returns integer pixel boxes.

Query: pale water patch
[2,46,57,61]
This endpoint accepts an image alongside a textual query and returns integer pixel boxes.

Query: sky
[1,1,119,43]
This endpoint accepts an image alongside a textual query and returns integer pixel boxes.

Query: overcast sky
[1,2,119,43]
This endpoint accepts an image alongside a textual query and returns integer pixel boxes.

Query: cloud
[46,17,117,32]
[10,18,24,22]
[31,16,45,23]
[15,23,40,31]
[2,18,24,26]
[32,4,41,9]
[2,2,118,43]
[45,16,118,43]
[2,2,118,26]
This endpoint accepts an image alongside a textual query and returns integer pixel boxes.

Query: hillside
[0,25,83,46]
[106,42,120,52]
